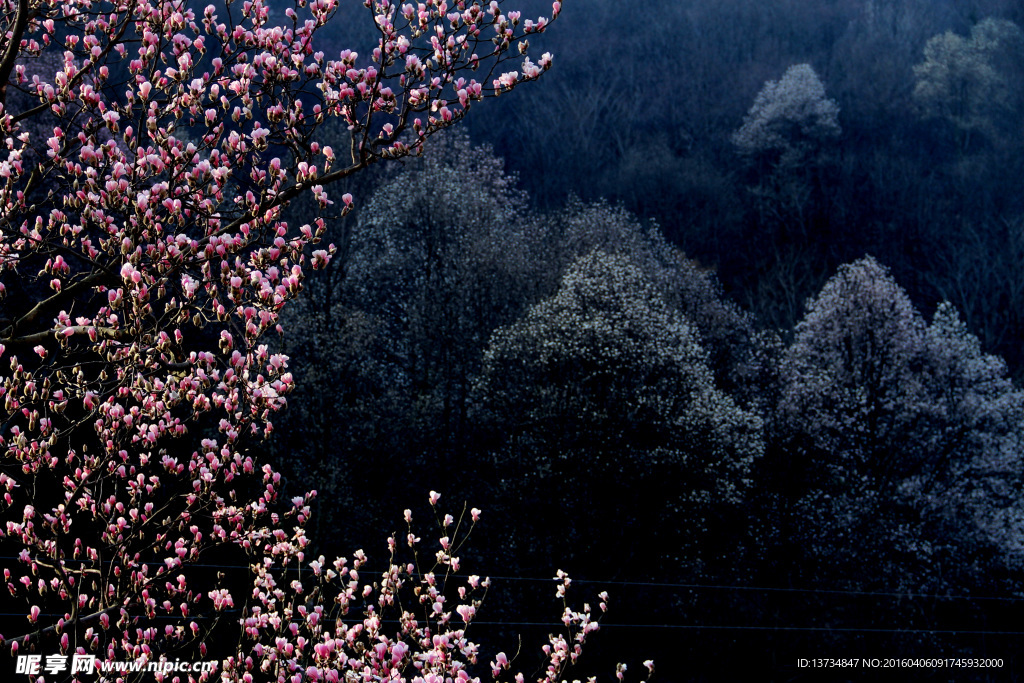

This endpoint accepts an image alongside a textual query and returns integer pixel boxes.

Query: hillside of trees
[268,131,1024,680]
[264,1,1024,678]
[467,0,1024,371]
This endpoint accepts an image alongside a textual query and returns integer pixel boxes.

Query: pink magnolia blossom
[0,0,615,677]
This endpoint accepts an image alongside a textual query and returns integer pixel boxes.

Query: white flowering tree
[272,131,543,551]
[918,302,1024,568]
[730,63,843,331]
[476,250,763,576]
[913,18,1024,150]
[0,0,644,678]
[345,130,539,425]
[731,63,841,170]
[774,256,1024,592]
[778,257,928,474]
[539,198,764,401]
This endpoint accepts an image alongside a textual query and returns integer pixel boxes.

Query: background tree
[272,131,545,554]
[540,199,764,400]
[475,249,763,581]
[912,17,1024,151]
[347,132,538,455]
[770,257,934,590]
[731,63,844,330]
[732,63,842,170]
[767,257,1024,599]
[917,302,1024,576]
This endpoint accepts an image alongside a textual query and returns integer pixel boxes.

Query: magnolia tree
[731,63,840,170]
[475,250,762,577]
[0,0,639,679]
[913,18,1024,150]
[774,257,1024,592]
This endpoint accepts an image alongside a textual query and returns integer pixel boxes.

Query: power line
[3,556,1022,604]
[482,575,1024,603]
[468,622,1024,635]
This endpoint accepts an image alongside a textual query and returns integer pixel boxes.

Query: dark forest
[268,1,1024,680]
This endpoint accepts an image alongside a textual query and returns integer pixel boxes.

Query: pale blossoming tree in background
[475,250,763,577]
[272,131,541,548]
[774,257,1024,593]
[730,63,843,332]
[731,63,841,170]
[0,0,642,678]
[912,17,1024,150]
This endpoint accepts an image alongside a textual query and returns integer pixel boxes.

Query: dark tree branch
[0,0,30,107]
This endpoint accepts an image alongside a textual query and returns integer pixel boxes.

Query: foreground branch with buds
[228,493,615,683]
[0,0,585,677]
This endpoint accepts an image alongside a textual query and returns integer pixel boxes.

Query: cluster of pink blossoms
[223,493,613,683]
[0,0,638,679]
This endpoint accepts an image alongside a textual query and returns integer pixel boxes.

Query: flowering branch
[0,0,564,672]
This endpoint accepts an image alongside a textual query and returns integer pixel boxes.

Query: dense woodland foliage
[467,0,1024,370]
[267,1,1024,678]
